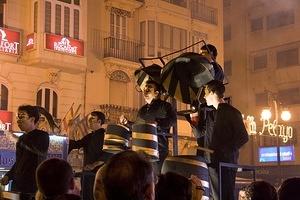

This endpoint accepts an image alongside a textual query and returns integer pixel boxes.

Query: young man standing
[0,105,50,200]
[195,80,248,200]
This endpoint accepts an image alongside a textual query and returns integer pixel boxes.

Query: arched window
[0,84,8,110]
[36,87,58,118]
[109,70,130,106]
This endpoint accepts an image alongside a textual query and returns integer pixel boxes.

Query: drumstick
[197,146,214,154]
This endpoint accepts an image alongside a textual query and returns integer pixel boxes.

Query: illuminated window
[36,87,58,118]
[44,0,80,38]
[0,84,8,110]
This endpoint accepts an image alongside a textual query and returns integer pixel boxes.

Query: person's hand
[119,115,128,125]
[0,175,9,185]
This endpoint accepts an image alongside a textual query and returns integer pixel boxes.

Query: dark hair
[278,177,300,200]
[145,79,162,93]
[18,105,40,124]
[156,172,191,200]
[103,150,154,200]
[36,158,73,198]
[91,111,105,125]
[244,181,277,200]
[201,44,218,59]
[205,80,225,98]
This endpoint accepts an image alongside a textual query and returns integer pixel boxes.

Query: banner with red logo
[0,110,13,131]
[45,33,84,56]
[0,28,21,55]
[26,33,35,50]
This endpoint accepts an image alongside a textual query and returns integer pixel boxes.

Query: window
[278,88,300,105]
[45,1,51,33]
[251,17,263,32]
[34,2,38,32]
[64,6,70,36]
[255,92,268,106]
[223,0,231,8]
[277,48,298,68]
[267,10,294,30]
[110,7,129,40]
[36,88,58,118]
[224,25,231,41]
[162,0,187,8]
[55,4,61,34]
[191,31,207,53]
[45,0,80,38]
[0,84,8,110]
[158,23,187,50]
[253,54,267,70]
[73,9,79,39]
[109,70,129,106]
[0,3,4,27]
[148,21,155,57]
[224,60,232,76]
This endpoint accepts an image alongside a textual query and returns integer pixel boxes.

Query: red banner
[0,110,13,131]
[0,28,21,55]
[26,33,35,50]
[45,33,84,56]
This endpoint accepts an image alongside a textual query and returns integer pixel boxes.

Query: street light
[261,108,272,120]
[281,109,291,121]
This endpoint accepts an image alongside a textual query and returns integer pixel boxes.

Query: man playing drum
[120,64,177,175]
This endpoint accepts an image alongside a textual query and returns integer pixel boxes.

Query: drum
[103,124,131,154]
[131,123,159,161]
[161,155,210,200]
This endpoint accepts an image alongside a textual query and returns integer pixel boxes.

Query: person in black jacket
[68,111,106,200]
[120,79,177,174]
[0,105,50,200]
[192,80,248,200]
[68,111,106,167]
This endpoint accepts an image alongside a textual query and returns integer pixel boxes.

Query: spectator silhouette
[243,181,277,200]
[99,150,155,200]
[35,158,80,200]
[278,177,300,200]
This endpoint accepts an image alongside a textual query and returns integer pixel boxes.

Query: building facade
[0,0,223,154]
[224,0,300,165]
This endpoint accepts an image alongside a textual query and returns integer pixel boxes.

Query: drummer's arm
[68,136,87,153]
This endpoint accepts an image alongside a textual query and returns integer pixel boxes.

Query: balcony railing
[190,1,218,25]
[98,104,139,124]
[104,37,144,63]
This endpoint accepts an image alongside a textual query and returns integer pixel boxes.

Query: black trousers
[81,171,96,200]
[208,165,237,200]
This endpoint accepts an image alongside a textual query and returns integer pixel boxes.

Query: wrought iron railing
[104,37,144,63]
[190,1,218,25]
[98,104,139,124]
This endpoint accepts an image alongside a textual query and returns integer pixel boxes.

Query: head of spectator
[278,177,300,200]
[204,80,225,108]
[17,105,40,133]
[200,44,218,61]
[156,172,192,200]
[88,111,105,131]
[36,158,78,200]
[102,150,155,200]
[94,165,107,200]
[243,181,277,200]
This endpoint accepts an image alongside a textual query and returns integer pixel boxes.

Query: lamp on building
[261,108,272,120]
[280,109,291,121]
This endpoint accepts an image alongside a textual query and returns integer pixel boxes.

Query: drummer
[120,64,177,174]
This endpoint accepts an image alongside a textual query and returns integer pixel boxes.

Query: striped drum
[103,124,131,154]
[131,123,159,161]
[161,155,210,200]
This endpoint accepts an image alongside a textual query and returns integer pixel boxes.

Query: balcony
[190,1,218,25]
[103,36,144,63]
[98,104,138,123]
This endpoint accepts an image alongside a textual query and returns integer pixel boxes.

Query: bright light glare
[261,109,272,120]
[281,110,291,121]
